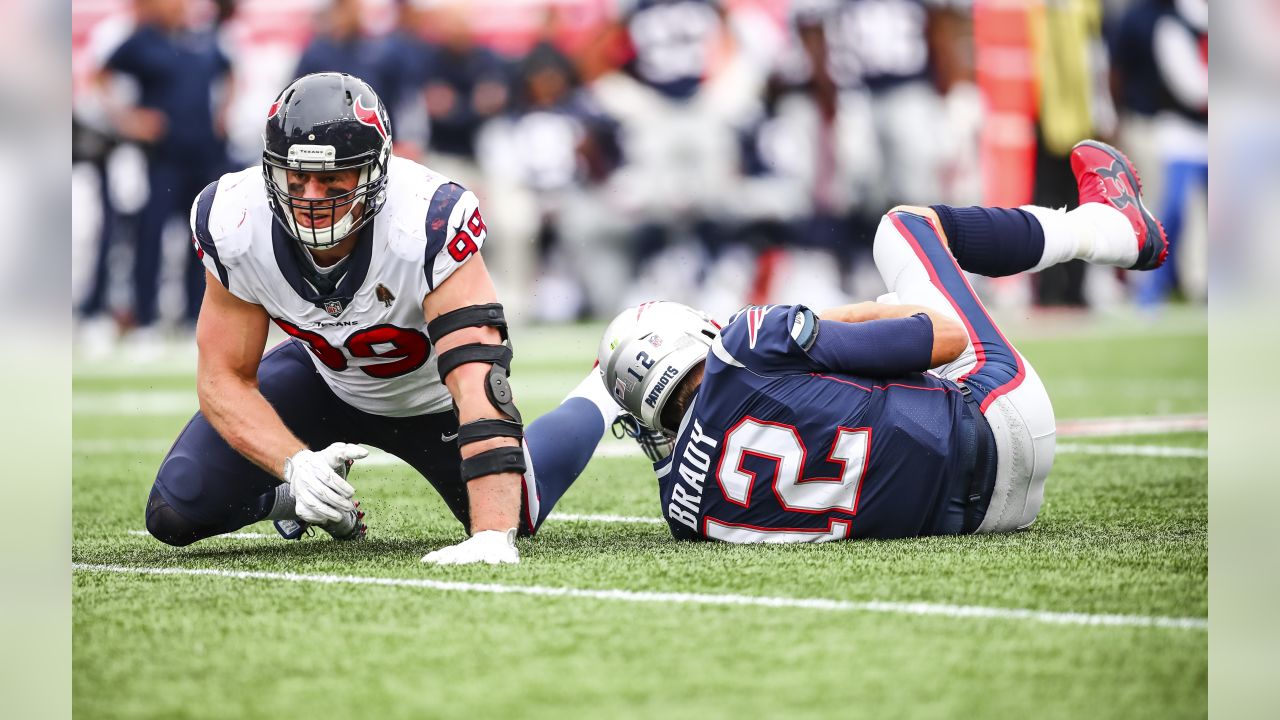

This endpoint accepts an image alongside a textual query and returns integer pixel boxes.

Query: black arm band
[457,419,524,447]
[460,446,527,483]
[427,303,509,343]
[435,343,512,382]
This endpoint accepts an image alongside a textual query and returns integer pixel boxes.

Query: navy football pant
[149,340,470,544]
[148,340,610,546]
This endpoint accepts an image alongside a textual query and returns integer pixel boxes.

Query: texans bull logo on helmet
[353,94,388,141]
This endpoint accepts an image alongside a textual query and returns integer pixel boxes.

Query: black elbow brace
[430,304,527,482]
[430,303,523,424]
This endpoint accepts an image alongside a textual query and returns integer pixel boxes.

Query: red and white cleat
[1070,139,1169,271]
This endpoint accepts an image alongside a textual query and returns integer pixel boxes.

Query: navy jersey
[421,44,511,157]
[1107,0,1164,117]
[656,304,971,543]
[105,24,230,157]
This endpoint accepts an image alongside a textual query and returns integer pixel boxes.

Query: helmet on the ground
[598,302,719,434]
[262,72,392,249]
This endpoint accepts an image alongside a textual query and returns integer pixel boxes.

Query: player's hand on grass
[284,443,366,524]
[421,529,519,565]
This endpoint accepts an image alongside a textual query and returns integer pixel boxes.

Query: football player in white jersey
[145,73,629,565]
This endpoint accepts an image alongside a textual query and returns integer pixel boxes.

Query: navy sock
[525,397,607,528]
[930,205,1046,278]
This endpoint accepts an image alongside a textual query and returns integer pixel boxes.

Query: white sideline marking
[1056,414,1208,437]
[71,563,1207,631]
[1057,443,1207,459]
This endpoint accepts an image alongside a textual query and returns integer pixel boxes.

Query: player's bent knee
[144,487,207,547]
[872,213,907,258]
[887,204,932,218]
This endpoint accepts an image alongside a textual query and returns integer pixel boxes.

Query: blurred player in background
[71,0,1207,340]
[1137,0,1206,306]
[420,3,511,186]
[598,140,1168,543]
[580,0,754,312]
[89,0,234,346]
[1027,0,1115,308]
[294,0,430,160]
[144,73,624,565]
[479,8,625,321]
[820,0,968,211]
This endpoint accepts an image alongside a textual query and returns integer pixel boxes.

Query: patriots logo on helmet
[353,94,388,141]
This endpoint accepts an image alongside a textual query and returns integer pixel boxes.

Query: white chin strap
[274,165,373,249]
[296,202,361,249]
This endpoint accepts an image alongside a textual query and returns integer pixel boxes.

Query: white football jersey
[190,155,489,417]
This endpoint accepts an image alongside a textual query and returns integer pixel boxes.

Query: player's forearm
[818,302,967,368]
[464,472,522,532]
[445,363,523,532]
[819,301,935,324]
[197,373,305,479]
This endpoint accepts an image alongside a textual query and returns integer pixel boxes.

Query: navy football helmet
[262,73,392,249]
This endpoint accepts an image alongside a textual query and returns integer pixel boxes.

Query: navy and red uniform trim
[269,218,374,315]
[888,209,1026,412]
[423,182,468,290]
[192,180,229,288]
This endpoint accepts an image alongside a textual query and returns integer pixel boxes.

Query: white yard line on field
[71,562,1207,631]
[1056,413,1208,437]
[1056,443,1207,459]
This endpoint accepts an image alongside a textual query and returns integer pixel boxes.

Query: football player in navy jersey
[599,141,1169,543]
[145,73,630,565]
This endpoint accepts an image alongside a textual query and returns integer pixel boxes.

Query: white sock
[1022,203,1138,271]
[266,483,298,521]
[562,367,624,433]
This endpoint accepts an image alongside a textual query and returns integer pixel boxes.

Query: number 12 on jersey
[706,418,870,542]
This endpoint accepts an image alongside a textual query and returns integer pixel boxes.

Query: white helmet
[598,302,719,433]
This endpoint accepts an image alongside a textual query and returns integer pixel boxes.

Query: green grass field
[72,309,1207,720]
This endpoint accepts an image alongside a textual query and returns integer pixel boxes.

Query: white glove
[421,529,519,565]
[312,442,369,477]
[283,443,367,524]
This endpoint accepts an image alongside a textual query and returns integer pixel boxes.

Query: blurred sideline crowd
[71,0,1208,358]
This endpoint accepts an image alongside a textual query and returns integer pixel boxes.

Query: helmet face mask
[262,73,392,250]
[599,302,719,434]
